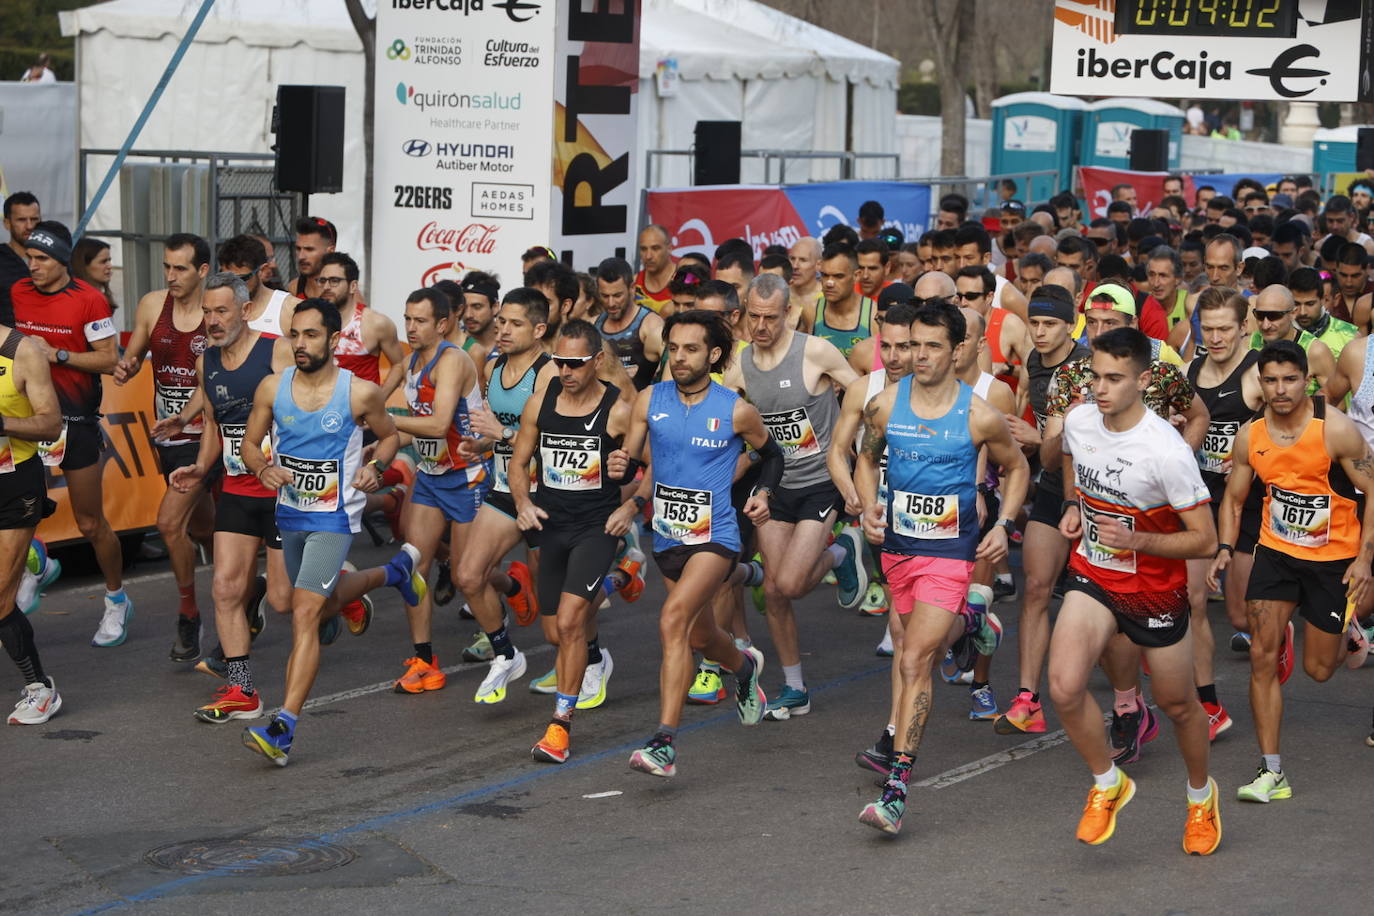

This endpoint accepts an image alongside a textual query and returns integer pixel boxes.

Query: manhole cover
[144,837,355,876]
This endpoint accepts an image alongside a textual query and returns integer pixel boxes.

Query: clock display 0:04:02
[1113,0,1299,38]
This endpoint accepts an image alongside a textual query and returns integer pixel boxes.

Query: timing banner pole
[73,0,217,242]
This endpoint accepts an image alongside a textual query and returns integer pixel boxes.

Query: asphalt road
[5,537,1373,916]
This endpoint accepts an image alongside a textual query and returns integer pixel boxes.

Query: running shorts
[537,524,620,613]
[1064,572,1190,648]
[1246,544,1351,635]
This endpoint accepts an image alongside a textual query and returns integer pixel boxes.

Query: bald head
[1028,235,1058,258]
[789,237,821,260]
[1254,284,1295,311]
[1030,211,1056,231]
[787,236,822,290]
[913,270,956,300]
[1044,266,1080,297]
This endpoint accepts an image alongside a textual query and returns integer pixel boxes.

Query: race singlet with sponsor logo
[155,382,204,436]
[1267,486,1330,548]
[1079,503,1138,574]
[277,453,341,513]
[891,490,959,539]
[220,422,272,477]
[414,435,454,475]
[540,432,602,491]
[760,407,820,458]
[652,482,712,545]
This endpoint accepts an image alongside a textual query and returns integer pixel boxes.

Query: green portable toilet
[991,92,1086,204]
[1313,125,1373,190]
[1081,98,1184,171]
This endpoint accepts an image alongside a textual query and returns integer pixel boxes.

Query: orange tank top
[1249,397,1361,561]
[985,307,1020,393]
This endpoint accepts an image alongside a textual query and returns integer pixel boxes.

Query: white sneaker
[576,648,614,710]
[8,678,62,725]
[92,594,134,647]
[876,625,894,657]
[474,649,527,704]
[17,568,38,615]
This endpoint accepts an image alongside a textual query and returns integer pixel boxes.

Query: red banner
[1078,166,1178,221]
[644,187,806,260]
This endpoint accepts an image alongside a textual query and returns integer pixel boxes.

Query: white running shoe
[474,649,527,704]
[8,678,62,725]
[92,595,134,647]
[876,625,894,657]
[576,649,614,710]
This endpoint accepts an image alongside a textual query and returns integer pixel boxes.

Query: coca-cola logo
[416,221,500,255]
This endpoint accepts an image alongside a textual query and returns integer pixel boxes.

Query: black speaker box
[1128,128,1169,172]
[694,120,741,186]
[1357,128,1374,173]
[274,85,345,194]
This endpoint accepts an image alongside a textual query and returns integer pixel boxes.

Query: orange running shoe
[193,684,264,724]
[993,689,1047,735]
[1182,777,1222,855]
[394,655,446,694]
[616,547,645,603]
[531,721,571,764]
[1076,770,1136,845]
[340,594,373,636]
[507,560,538,626]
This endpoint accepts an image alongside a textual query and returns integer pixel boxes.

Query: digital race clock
[1114,0,1300,38]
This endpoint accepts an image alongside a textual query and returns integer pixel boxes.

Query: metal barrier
[644,148,902,187]
[891,171,1062,216]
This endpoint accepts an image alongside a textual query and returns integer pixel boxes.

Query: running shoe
[735,646,766,726]
[1110,704,1158,765]
[505,560,538,626]
[7,678,61,725]
[532,721,571,764]
[1183,777,1222,856]
[394,655,446,693]
[859,581,887,617]
[832,526,869,610]
[992,576,1016,602]
[246,575,267,641]
[1346,616,1370,670]
[1203,701,1232,741]
[433,557,455,606]
[749,553,767,615]
[1230,631,1251,652]
[1277,620,1295,685]
[969,684,999,720]
[971,610,1003,657]
[242,719,292,767]
[19,540,60,616]
[383,544,427,607]
[92,594,134,647]
[875,626,894,657]
[475,650,527,704]
[529,667,557,694]
[687,667,726,704]
[858,783,906,835]
[577,649,614,710]
[458,602,476,620]
[855,730,894,775]
[341,594,373,637]
[319,613,342,646]
[1237,766,1291,802]
[940,647,974,685]
[994,690,1046,734]
[169,614,202,663]
[616,547,646,603]
[462,630,494,662]
[628,735,677,778]
[193,685,263,723]
[196,649,227,679]
[763,685,809,721]
[1076,771,1135,845]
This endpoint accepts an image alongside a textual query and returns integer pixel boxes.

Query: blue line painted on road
[70,662,890,913]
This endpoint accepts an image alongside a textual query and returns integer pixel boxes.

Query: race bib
[0,436,14,473]
[155,383,204,436]
[1268,486,1330,548]
[761,407,820,458]
[220,423,271,477]
[891,490,959,539]
[540,433,601,491]
[277,453,341,512]
[1199,420,1240,474]
[491,442,534,494]
[1079,504,1137,573]
[652,482,712,545]
[37,421,67,468]
[414,436,454,475]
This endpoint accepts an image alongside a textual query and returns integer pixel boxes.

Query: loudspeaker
[1358,128,1374,172]
[694,120,741,186]
[273,85,345,194]
[1128,128,1169,172]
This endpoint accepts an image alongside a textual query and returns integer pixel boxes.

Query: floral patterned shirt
[1047,358,1194,420]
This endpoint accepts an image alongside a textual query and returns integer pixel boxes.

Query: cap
[1086,282,1136,316]
[1271,193,1294,209]
[877,282,914,312]
[1241,246,1270,261]
[1026,284,1076,324]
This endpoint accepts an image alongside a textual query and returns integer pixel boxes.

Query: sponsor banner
[645,182,933,260]
[1081,166,1296,214]
[1051,0,1374,102]
[373,0,557,327]
[550,0,642,269]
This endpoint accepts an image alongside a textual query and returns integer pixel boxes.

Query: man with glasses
[1085,220,1118,257]
[1248,284,1335,395]
[316,252,405,397]
[218,235,299,339]
[955,266,1030,405]
[1241,192,1271,219]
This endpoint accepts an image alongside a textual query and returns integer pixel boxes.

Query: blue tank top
[271,367,365,534]
[485,351,549,494]
[204,335,276,489]
[595,306,657,389]
[883,377,979,560]
[646,380,741,553]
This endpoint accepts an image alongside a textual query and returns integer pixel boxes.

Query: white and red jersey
[404,341,487,485]
[334,301,380,383]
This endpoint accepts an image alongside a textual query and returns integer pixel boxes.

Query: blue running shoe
[859,783,906,835]
[969,684,999,720]
[940,648,973,685]
[629,734,677,778]
[383,543,427,607]
[735,646,767,726]
[833,526,869,610]
[763,684,810,721]
[319,615,342,646]
[242,719,292,766]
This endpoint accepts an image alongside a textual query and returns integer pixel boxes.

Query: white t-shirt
[20,67,56,84]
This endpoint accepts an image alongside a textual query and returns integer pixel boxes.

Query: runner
[1248,284,1336,395]
[1053,326,1221,855]
[788,237,824,332]
[814,243,876,358]
[955,265,1032,401]
[854,301,1028,834]
[725,273,865,720]
[634,225,676,314]
[315,252,405,396]
[289,216,336,301]
[10,221,131,647]
[1208,340,1374,801]
[0,319,64,724]
[1289,266,1358,361]
[855,238,891,301]
[115,233,216,662]
[217,234,299,338]
[594,257,664,390]
[237,299,426,766]
[606,309,781,777]
[167,273,293,723]
[1,192,41,325]
[456,271,500,361]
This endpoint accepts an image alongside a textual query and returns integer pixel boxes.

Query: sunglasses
[1252,308,1293,322]
[955,290,987,301]
[912,295,953,307]
[1088,236,1112,247]
[552,354,595,369]
[1244,206,1267,213]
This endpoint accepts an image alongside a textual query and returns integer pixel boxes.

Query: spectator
[20,53,56,84]
[1,191,41,326]
[71,237,118,316]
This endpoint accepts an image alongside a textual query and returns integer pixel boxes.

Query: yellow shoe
[1076,770,1135,845]
[1183,777,1222,856]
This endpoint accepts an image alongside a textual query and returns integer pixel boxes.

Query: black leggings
[537,524,621,614]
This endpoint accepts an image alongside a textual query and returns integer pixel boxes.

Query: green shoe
[461,631,494,663]
[1237,766,1292,803]
[529,667,557,694]
[749,552,767,615]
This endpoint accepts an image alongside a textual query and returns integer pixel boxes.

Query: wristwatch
[994,518,1016,535]
[56,349,70,364]
[632,495,648,511]
[501,426,515,441]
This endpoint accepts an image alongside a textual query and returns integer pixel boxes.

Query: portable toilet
[991,93,1086,204]
[1313,125,1374,193]
[1080,98,1185,172]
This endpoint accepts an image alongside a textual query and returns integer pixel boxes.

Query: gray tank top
[742,331,839,489]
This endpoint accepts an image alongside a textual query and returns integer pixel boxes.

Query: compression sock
[177,585,198,618]
[224,655,254,694]
[0,608,46,685]
[414,642,434,665]
[487,625,515,660]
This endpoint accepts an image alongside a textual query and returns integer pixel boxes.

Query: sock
[967,583,994,611]
[653,723,677,745]
[740,560,765,588]
[270,709,298,737]
[504,577,521,598]
[177,584,198,618]
[487,625,515,659]
[106,588,127,604]
[885,723,896,737]
[1093,764,1121,790]
[554,692,577,720]
[732,650,754,684]
[887,752,915,790]
[1187,781,1212,804]
[1113,689,1139,715]
[1263,753,1281,774]
[970,680,989,691]
[0,607,46,685]
[699,659,722,674]
[782,663,804,692]
[414,642,434,664]
[995,573,1013,586]
[586,637,603,666]
[1196,683,1218,705]
[225,655,254,693]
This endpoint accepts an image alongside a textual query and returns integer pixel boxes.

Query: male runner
[854,301,1028,834]
[814,243,876,358]
[217,234,299,338]
[634,225,676,314]
[290,216,335,300]
[1249,284,1336,395]
[238,300,426,765]
[10,221,130,646]
[1053,327,1221,855]
[788,237,824,331]
[1290,266,1358,361]
[457,271,500,362]
[955,265,1031,399]
[1208,340,1374,802]
[115,233,215,661]
[1,191,41,325]
[855,238,891,301]
[0,319,63,724]
[725,273,865,719]
[594,257,664,390]
[315,252,405,396]
[607,309,781,776]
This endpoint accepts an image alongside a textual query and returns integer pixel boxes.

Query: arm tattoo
[860,401,887,463]
[903,689,932,753]
[1353,448,1374,478]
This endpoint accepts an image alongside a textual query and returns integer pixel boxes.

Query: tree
[343,0,375,297]
[913,0,971,176]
